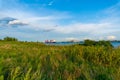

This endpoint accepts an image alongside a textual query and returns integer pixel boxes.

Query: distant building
[50,40,56,43]
[45,40,49,43]
[45,40,56,43]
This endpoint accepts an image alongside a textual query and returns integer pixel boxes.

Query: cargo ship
[45,40,56,43]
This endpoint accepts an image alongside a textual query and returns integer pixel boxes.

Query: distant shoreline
[45,41,120,47]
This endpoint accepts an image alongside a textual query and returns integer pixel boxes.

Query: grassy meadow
[0,41,120,80]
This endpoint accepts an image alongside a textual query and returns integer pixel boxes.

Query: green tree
[83,39,113,47]
[3,36,18,41]
[84,39,96,46]
[97,40,113,47]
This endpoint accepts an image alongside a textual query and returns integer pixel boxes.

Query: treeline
[0,37,18,41]
[0,37,113,47]
[82,39,113,47]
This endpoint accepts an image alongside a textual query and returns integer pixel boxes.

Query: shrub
[84,39,113,47]
[97,40,113,47]
[3,37,18,41]
[84,39,96,46]
[0,39,2,41]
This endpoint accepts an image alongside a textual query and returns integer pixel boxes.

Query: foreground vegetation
[0,39,120,80]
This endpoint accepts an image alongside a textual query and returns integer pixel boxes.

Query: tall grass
[0,41,120,80]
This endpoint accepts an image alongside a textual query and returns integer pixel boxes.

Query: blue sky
[0,0,120,41]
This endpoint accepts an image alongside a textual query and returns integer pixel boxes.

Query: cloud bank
[0,0,120,41]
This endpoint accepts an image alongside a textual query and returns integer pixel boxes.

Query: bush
[84,39,113,47]
[0,39,2,41]
[3,36,18,41]
[84,39,96,46]
[97,40,113,47]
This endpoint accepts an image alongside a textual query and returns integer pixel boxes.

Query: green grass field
[0,41,120,80]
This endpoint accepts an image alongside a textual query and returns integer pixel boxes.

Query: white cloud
[65,37,79,41]
[107,35,116,40]
[1,0,120,41]
[8,20,28,25]
[54,22,112,34]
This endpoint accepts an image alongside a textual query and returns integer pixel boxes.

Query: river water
[45,41,120,47]
[111,42,120,47]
